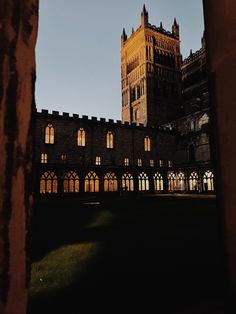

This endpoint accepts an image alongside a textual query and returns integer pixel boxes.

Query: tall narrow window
[153,173,164,191]
[168,160,173,167]
[138,172,149,191]
[134,109,139,121]
[159,160,164,167]
[77,128,86,146]
[104,172,118,192]
[61,154,67,162]
[189,172,199,191]
[203,171,214,191]
[122,173,134,191]
[40,171,58,194]
[106,131,114,149]
[95,156,101,165]
[138,159,142,167]
[150,160,154,167]
[63,171,79,193]
[144,136,151,151]
[41,153,47,164]
[124,158,129,166]
[177,172,186,191]
[85,171,99,192]
[168,172,177,191]
[45,124,54,144]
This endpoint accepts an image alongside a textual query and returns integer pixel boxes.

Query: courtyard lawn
[29,242,102,299]
[28,195,224,313]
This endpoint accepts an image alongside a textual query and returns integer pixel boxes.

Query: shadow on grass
[28,196,226,313]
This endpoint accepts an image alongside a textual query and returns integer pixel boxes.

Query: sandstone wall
[0,1,38,313]
[34,112,176,168]
[203,0,236,306]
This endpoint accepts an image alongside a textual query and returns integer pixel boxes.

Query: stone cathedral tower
[121,5,182,126]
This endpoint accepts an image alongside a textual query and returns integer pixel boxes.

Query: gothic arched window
[63,171,79,193]
[189,172,199,191]
[168,172,177,191]
[77,128,86,146]
[144,136,151,151]
[84,171,99,192]
[40,171,58,194]
[45,123,54,144]
[104,172,118,192]
[106,131,114,149]
[138,172,149,191]
[153,172,164,191]
[122,173,134,191]
[177,172,186,191]
[203,171,214,191]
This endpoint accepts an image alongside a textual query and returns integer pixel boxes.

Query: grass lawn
[28,195,225,313]
[30,242,102,298]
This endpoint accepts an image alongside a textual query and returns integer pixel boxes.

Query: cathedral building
[34,6,215,197]
[162,31,211,166]
[121,5,182,126]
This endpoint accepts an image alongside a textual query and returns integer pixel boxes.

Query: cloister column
[162,169,169,193]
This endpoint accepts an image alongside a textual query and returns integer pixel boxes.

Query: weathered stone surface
[0,1,38,313]
[203,0,236,305]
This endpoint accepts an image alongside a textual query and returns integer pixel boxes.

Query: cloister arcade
[38,167,215,195]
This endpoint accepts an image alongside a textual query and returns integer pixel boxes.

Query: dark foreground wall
[0,1,38,313]
[203,0,236,303]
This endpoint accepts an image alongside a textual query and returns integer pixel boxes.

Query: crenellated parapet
[36,108,163,130]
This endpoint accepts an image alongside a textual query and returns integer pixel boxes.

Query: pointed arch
[40,171,58,194]
[189,172,199,191]
[104,172,118,192]
[45,123,54,144]
[177,172,186,191]
[85,171,99,192]
[63,171,79,193]
[203,170,214,191]
[106,131,114,149]
[168,172,177,191]
[122,173,134,191]
[138,172,149,191]
[144,136,151,151]
[77,128,86,146]
[153,172,164,191]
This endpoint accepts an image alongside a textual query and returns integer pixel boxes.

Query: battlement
[36,108,155,129]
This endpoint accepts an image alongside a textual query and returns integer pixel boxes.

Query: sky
[36,0,204,120]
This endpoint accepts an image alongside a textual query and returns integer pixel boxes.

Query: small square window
[41,153,47,164]
[124,158,129,166]
[95,156,101,165]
